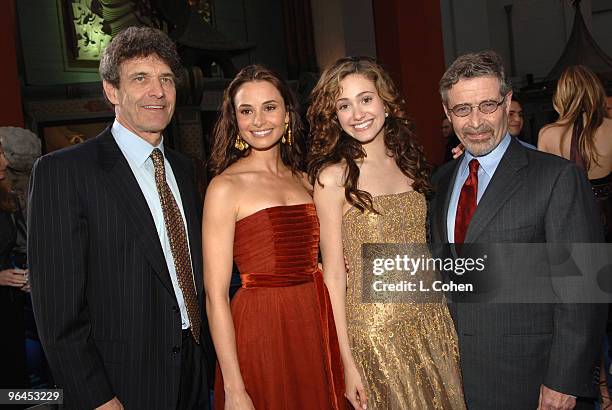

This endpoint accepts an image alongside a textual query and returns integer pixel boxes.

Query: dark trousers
[177,329,210,410]
[0,287,28,410]
[575,397,596,409]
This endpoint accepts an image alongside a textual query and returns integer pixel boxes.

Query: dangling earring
[234,134,248,151]
[384,111,389,118]
[282,122,292,146]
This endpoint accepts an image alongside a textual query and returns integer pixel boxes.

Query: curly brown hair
[208,65,304,177]
[307,56,431,213]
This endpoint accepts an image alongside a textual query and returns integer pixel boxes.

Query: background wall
[0,0,23,126]
[16,0,290,85]
[311,0,377,70]
[10,0,612,159]
[215,0,288,78]
[440,0,612,85]
[17,0,101,85]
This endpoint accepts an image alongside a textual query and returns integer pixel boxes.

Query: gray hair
[439,50,511,106]
[99,26,182,102]
[0,127,41,172]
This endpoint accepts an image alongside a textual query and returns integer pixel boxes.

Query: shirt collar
[460,132,511,177]
[111,120,165,167]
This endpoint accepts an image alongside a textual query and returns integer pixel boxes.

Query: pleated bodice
[214,203,345,410]
[234,203,320,288]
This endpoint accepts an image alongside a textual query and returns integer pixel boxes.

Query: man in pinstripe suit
[27,27,213,409]
[430,51,607,409]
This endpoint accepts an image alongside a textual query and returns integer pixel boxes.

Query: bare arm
[314,167,367,410]
[203,177,254,409]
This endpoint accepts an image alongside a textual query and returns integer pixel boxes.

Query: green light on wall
[70,0,111,61]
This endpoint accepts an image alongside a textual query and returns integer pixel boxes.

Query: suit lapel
[465,138,528,242]
[435,159,462,243]
[165,150,204,296]
[95,129,175,295]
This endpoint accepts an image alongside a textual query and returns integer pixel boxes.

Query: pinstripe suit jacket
[27,128,213,409]
[430,138,607,409]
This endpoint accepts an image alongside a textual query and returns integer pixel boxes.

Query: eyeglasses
[447,95,508,117]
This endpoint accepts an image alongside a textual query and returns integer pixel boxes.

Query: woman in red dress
[203,65,344,410]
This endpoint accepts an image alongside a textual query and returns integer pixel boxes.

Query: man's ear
[443,104,452,122]
[504,91,513,116]
[102,80,119,106]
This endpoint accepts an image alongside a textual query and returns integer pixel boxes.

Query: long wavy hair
[553,65,606,170]
[307,56,431,213]
[208,65,304,177]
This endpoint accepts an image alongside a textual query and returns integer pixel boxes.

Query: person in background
[605,92,612,119]
[442,116,453,139]
[538,65,612,410]
[0,127,41,212]
[507,96,537,149]
[508,97,525,138]
[538,65,612,241]
[0,127,49,389]
[443,117,461,163]
[0,141,29,407]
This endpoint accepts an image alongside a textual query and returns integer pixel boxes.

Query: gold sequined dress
[342,191,466,409]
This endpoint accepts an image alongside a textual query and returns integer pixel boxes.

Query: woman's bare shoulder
[595,118,612,153]
[538,122,565,138]
[538,122,566,151]
[205,170,245,205]
[317,162,347,188]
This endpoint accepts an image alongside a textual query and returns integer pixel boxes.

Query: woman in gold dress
[307,57,466,409]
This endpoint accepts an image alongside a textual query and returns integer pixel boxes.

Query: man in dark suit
[430,50,607,409]
[28,27,213,409]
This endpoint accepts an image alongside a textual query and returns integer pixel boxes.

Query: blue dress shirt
[446,133,512,243]
[112,120,194,329]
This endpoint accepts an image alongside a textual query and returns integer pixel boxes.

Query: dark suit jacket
[430,138,607,409]
[28,127,213,409]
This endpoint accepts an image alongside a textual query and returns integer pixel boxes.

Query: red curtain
[280,0,318,79]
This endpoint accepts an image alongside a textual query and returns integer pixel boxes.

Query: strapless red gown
[214,204,345,410]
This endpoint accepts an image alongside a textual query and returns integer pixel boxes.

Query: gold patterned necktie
[150,148,201,344]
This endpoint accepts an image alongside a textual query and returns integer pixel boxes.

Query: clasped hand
[0,268,29,291]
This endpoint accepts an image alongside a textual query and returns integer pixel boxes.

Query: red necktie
[454,159,479,244]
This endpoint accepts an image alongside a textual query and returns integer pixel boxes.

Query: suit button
[172,306,179,313]
[172,346,180,354]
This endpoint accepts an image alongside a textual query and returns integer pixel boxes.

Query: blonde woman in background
[538,65,612,409]
[538,65,612,240]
